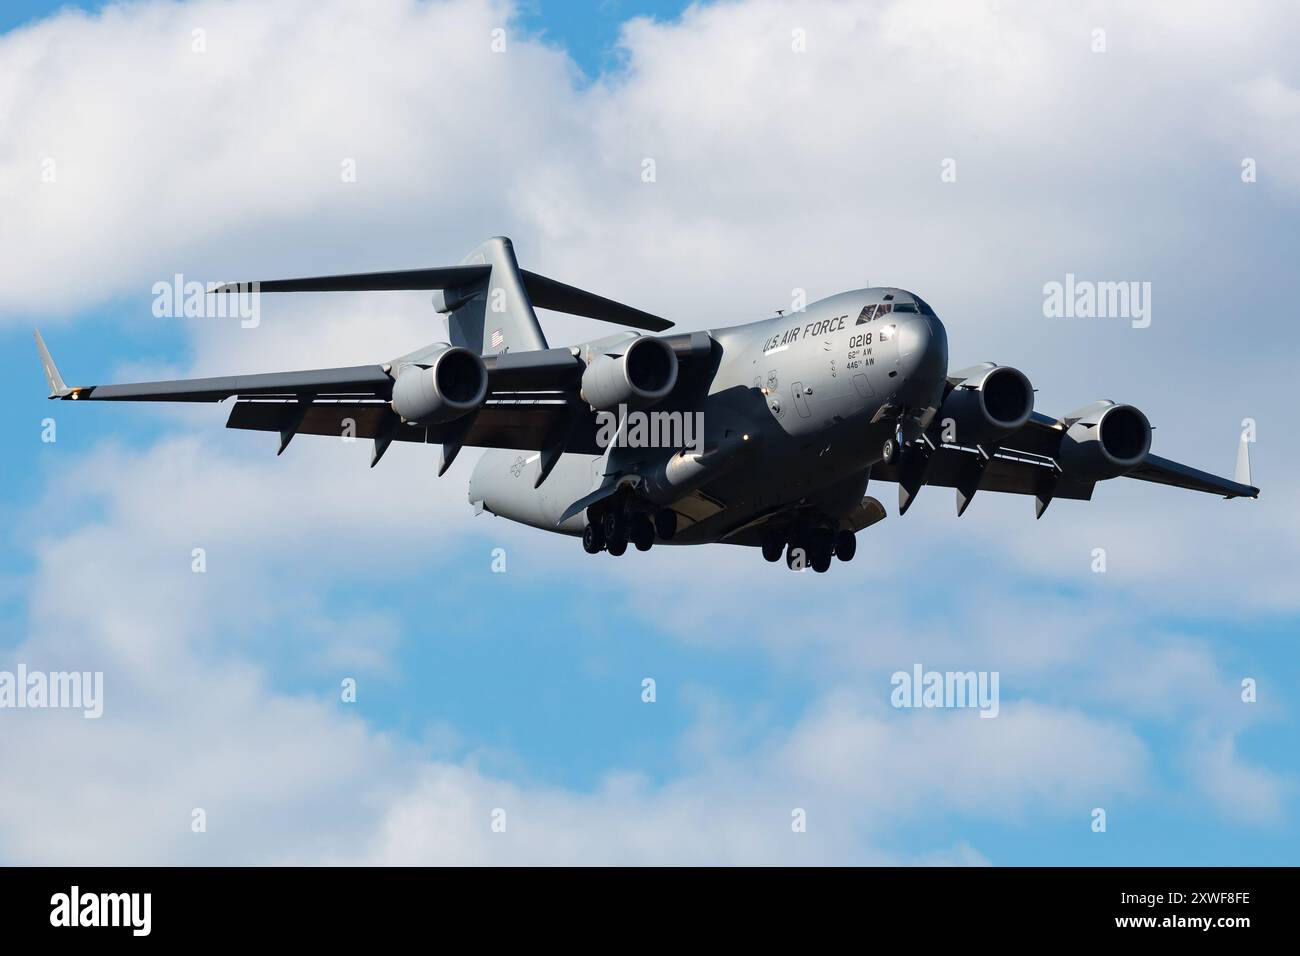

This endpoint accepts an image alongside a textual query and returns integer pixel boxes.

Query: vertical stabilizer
[441,237,548,356]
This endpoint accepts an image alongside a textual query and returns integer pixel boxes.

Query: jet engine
[390,346,488,424]
[1057,400,1151,481]
[938,364,1034,445]
[580,335,678,411]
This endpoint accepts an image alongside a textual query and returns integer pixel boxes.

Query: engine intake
[580,335,678,411]
[938,364,1034,445]
[1057,401,1151,481]
[390,346,488,424]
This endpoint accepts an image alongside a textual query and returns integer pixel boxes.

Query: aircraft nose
[896,315,931,363]
[895,315,948,401]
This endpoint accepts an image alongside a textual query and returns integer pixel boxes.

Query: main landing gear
[762,523,857,573]
[583,504,676,557]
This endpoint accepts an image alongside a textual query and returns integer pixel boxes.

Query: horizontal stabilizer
[210,245,674,333]
[211,265,491,294]
[519,270,672,332]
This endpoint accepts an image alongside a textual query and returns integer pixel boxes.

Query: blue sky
[1,0,1297,865]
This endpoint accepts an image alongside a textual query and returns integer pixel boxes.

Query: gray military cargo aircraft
[36,237,1257,572]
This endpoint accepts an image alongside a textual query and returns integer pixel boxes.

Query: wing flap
[226,399,603,454]
[871,447,1095,501]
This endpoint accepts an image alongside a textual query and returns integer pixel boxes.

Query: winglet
[1234,431,1252,489]
[33,330,73,398]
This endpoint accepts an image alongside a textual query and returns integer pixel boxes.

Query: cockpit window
[856,302,895,324]
[860,293,936,322]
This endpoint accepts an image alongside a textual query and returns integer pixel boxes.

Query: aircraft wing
[871,407,1257,517]
[999,413,1258,499]
[34,329,715,461]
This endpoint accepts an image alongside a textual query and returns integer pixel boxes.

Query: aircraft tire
[631,514,655,551]
[607,535,628,556]
[761,533,785,562]
[602,509,626,542]
[834,529,856,562]
[881,437,899,466]
[583,523,606,554]
[808,529,834,572]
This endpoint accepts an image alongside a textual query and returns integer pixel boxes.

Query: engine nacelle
[580,336,678,411]
[937,364,1034,446]
[1057,400,1151,481]
[390,346,488,424]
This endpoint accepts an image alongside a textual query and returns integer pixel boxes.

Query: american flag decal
[490,328,504,349]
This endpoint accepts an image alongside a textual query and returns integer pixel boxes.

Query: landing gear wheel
[810,530,834,573]
[881,437,899,466]
[582,523,606,554]
[834,529,856,562]
[602,509,626,543]
[631,513,655,552]
[606,534,628,556]
[654,509,677,541]
[761,532,785,563]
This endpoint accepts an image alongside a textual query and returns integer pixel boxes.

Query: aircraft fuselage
[468,287,949,547]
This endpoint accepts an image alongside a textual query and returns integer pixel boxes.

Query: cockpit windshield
[856,302,893,324]
[855,292,936,324]
[911,294,937,317]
